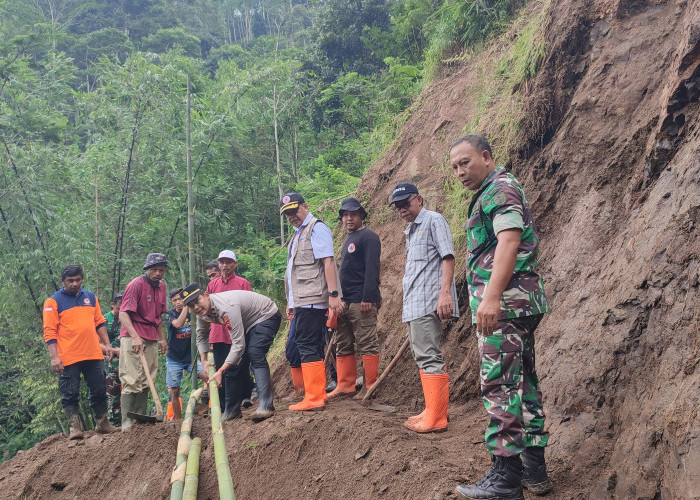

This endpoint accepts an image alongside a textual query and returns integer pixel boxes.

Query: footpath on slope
[0,398,590,499]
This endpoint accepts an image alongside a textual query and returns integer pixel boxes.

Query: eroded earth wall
[357,0,699,497]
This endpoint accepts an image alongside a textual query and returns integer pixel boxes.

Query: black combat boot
[521,447,552,495]
[456,455,524,500]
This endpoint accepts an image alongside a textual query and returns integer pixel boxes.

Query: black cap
[280,193,305,213]
[111,292,124,303]
[180,282,203,306]
[169,287,183,299]
[389,182,419,205]
[338,197,367,220]
[143,253,168,270]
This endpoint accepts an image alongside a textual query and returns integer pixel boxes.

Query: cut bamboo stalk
[208,352,236,500]
[170,387,203,500]
[182,437,202,500]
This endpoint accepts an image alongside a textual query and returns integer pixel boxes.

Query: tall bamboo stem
[186,75,198,391]
[208,353,236,499]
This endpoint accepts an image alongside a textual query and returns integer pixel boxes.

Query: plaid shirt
[401,208,460,322]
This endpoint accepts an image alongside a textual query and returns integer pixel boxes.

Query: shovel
[127,348,164,424]
[360,337,410,413]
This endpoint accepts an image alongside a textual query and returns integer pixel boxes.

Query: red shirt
[119,275,167,341]
[206,273,252,343]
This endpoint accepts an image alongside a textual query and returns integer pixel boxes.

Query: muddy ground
[0,398,589,500]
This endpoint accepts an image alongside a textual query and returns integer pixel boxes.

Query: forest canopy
[0,0,524,461]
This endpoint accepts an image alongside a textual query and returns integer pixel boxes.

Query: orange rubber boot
[289,361,327,411]
[406,370,426,422]
[404,372,449,433]
[362,354,380,388]
[327,354,357,399]
[354,354,380,400]
[291,366,305,398]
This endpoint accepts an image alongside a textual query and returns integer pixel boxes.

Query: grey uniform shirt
[402,207,460,322]
[195,290,278,366]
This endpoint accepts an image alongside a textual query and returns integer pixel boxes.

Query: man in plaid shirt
[392,182,459,433]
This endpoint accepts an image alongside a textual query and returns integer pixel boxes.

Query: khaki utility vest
[286,217,329,307]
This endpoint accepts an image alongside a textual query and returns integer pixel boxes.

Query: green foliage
[424,0,526,79]
[141,28,202,58]
[313,0,392,76]
[441,0,549,250]
[0,0,546,460]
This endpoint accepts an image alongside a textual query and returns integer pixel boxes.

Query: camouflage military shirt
[465,166,550,323]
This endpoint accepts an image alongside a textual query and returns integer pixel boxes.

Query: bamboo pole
[186,74,198,392]
[182,438,202,500]
[170,387,203,500]
[208,352,236,500]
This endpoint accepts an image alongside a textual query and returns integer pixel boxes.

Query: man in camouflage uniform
[104,292,123,426]
[450,134,552,499]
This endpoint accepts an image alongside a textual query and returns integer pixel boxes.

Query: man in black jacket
[328,198,382,399]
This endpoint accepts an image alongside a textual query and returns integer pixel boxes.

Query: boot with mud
[354,353,379,399]
[94,412,119,434]
[65,407,84,440]
[221,406,242,421]
[406,370,426,422]
[403,371,448,433]
[135,390,149,416]
[120,393,136,430]
[289,360,326,411]
[92,400,118,433]
[327,354,357,399]
[521,446,552,495]
[456,455,524,500]
[247,366,275,422]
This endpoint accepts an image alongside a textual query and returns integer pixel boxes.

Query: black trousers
[293,307,327,363]
[59,359,108,415]
[212,342,251,412]
[246,312,282,370]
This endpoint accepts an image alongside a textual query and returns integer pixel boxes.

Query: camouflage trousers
[477,314,549,457]
[105,370,121,426]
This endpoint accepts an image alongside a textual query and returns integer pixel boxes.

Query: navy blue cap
[280,193,305,213]
[389,182,419,205]
[180,282,203,306]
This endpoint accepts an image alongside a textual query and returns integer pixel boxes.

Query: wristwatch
[329,290,339,298]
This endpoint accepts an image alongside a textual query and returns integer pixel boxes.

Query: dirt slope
[1,0,698,498]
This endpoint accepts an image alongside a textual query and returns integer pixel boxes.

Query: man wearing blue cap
[391,183,459,433]
[280,192,344,411]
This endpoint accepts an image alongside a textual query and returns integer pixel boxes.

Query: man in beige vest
[281,193,343,411]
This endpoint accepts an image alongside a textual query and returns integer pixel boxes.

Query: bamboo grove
[0,0,526,461]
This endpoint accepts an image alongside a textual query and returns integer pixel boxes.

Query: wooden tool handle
[363,337,410,401]
[139,349,164,419]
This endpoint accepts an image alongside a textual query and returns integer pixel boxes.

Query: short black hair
[205,260,220,271]
[61,265,83,280]
[169,287,183,299]
[450,134,493,158]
